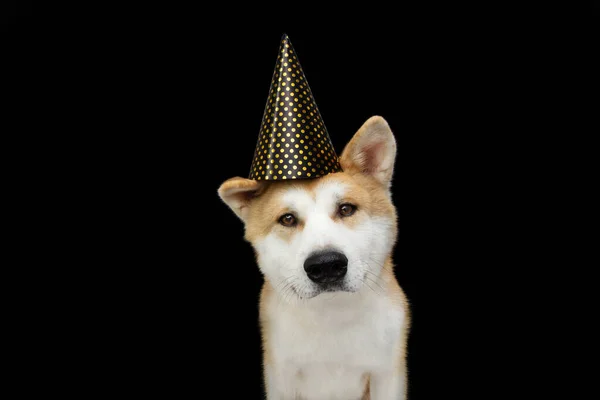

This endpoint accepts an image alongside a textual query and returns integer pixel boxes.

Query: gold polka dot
[248,35,342,181]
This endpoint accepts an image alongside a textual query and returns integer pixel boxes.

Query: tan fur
[384,261,411,398]
[258,261,410,398]
[220,171,397,243]
[363,378,371,400]
[217,177,263,220]
[259,281,274,382]
[219,115,410,399]
[340,116,396,186]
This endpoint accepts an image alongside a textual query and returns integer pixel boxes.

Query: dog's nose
[304,251,348,284]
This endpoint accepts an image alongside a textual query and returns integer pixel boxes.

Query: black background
[4,2,598,398]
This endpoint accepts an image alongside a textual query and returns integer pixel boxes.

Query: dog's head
[218,116,397,300]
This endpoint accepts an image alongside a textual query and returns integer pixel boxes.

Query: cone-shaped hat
[248,34,343,180]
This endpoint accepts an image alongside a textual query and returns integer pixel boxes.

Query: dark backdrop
[5,2,597,399]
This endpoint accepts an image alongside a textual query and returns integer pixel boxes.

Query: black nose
[304,251,348,284]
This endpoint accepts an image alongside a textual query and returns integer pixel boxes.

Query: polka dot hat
[248,34,343,181]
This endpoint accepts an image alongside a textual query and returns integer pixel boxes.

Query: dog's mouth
[321,282,346,293]
[283,280,354,301]
[309,281,353,298]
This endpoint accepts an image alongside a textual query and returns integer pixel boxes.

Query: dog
[218,116,410,399]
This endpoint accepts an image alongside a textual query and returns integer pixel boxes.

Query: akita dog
[218,116,410,400]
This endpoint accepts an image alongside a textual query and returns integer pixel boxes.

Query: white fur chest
[264,291,405,400]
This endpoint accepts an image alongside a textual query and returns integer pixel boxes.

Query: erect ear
[217,177,263,222]
[339,116,396,187]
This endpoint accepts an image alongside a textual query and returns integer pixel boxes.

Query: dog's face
[218,116,397,301]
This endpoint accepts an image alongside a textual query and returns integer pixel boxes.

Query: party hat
[248,34,342,180]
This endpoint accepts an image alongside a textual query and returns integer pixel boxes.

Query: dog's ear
[340,116,396,187]
[218,177,263,222]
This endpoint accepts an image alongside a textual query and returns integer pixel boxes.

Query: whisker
[364,269,381,278]
[275,275,300,305]
[361,276,380,297]
[287,281,300,304]
[277,280,295,298]
[366,255,391,271]
[364,271,386,291]
[274,275,295,290]
[365,275,386,294]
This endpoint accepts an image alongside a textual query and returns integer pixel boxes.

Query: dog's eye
[279,213,297,227]
[339,203,357,217]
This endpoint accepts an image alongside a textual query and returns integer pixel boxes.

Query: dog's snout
[303,251,348,284]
